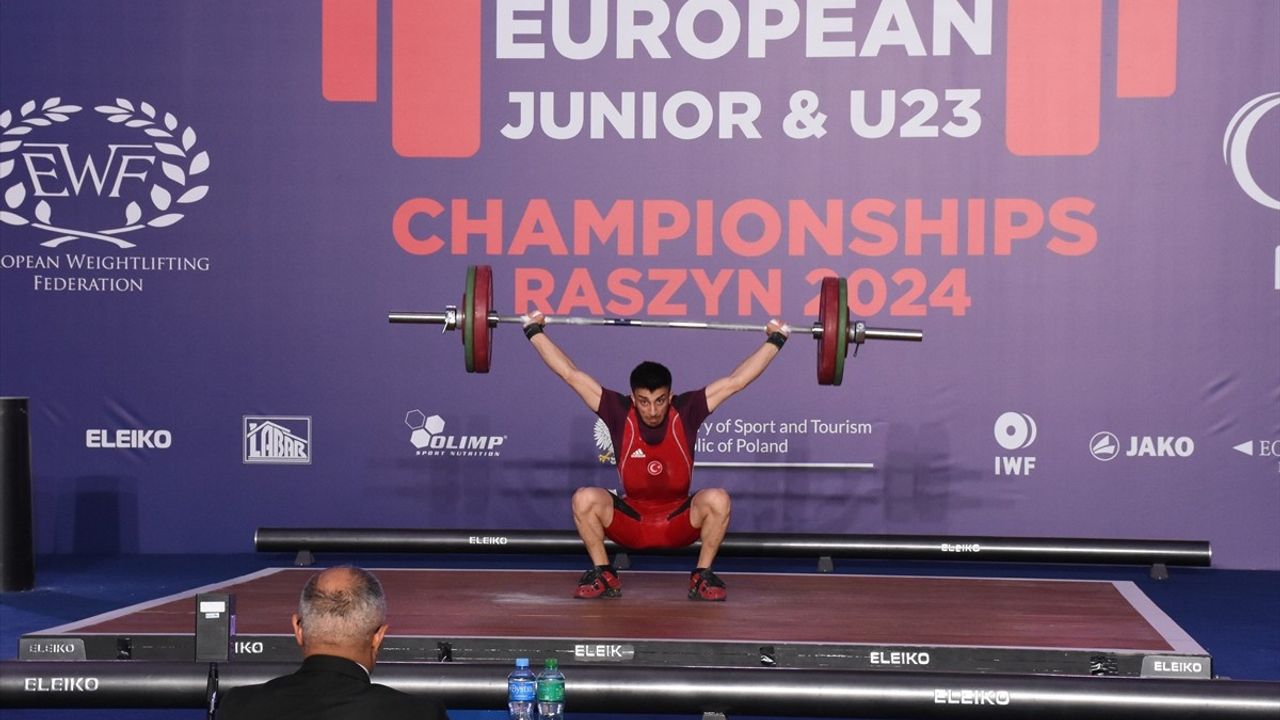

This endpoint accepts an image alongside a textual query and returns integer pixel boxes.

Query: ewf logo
[0,98,210,247]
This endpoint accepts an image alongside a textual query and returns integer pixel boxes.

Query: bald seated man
[216,566,449,720]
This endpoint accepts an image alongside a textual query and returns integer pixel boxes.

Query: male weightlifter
[522,311,789,601]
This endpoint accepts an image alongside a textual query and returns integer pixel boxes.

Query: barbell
[389,265,923,386]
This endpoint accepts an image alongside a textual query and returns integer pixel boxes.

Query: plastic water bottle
[507,657,536,719]
[536,657,565,720]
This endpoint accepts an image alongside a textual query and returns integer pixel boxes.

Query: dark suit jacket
[215,654,449,720]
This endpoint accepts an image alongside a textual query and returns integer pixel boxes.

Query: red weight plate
[462,265,475,372]
[831,278,849,386]
[471,265,493,373]
[817,276,840,385]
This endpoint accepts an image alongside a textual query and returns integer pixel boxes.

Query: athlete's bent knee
[572,486,609,515]
[698,488,731,516]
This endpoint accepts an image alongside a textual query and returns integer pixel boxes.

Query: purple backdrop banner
[1,1,1277,568]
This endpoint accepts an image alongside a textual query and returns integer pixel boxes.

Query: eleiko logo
[933,688,1011,706]
[0,97,211,247]
[573,643,635,662]
[86,428,172,449]
[1089,431,1120,462]
[994,411,1037,450]
[405,409,505,458]
[243,416,312,465]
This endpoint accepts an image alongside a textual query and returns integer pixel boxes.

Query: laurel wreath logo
[0,97,210,248]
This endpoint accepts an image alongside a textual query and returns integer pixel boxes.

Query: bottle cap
[545,658,558,670]
[515,657,529,667]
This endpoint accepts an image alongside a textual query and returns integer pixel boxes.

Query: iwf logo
[993,411,1036,476]
[243,416,312,465]
[0,97,210,248]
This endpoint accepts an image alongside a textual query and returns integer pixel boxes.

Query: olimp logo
[0,97,212,292]
[405,410,505,458]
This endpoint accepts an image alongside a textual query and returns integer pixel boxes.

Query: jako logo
[994,411,1037,450]
[0,97,210,247]
[405,409,505,458]
[1126,435,1195,458]
[243,416,312,465]
[1089,431,1120,461]
[86,428,171,449]
[1093,432,1195,460]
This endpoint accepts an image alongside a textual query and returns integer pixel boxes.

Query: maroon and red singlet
[595,388,711,549]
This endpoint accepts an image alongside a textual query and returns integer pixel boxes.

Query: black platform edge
[253,528,1213,567]
[17,632,1213,680]
[3,662,1277,717]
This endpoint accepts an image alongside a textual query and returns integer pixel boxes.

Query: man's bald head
[295,566,387,650]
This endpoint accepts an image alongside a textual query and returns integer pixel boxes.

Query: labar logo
[243,416,312,465]
[319,0,1178,158]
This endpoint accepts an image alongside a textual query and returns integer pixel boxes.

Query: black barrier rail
[2,662,1278,718]
[254,528,1212,568]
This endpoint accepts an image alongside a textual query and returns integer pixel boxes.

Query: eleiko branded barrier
[254,528,1211,572]
[2,662,1278,717]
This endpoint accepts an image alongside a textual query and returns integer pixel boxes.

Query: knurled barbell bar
[389,265,923,385]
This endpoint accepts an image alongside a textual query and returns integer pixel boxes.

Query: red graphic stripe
[322,0,378,102]
[392,0,481,158]
[1005,0,1101,156]
[1117,0,1178,98]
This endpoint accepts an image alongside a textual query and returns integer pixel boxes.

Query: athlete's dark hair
[629,361,672,392]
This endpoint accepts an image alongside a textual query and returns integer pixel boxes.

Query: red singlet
[596,388,710,549]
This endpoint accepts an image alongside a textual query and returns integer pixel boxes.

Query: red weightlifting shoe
[574,565,621,599]
[688,568,727,601]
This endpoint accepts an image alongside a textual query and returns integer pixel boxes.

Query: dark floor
[57,568,1177,652]
[2,553,1278,720]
